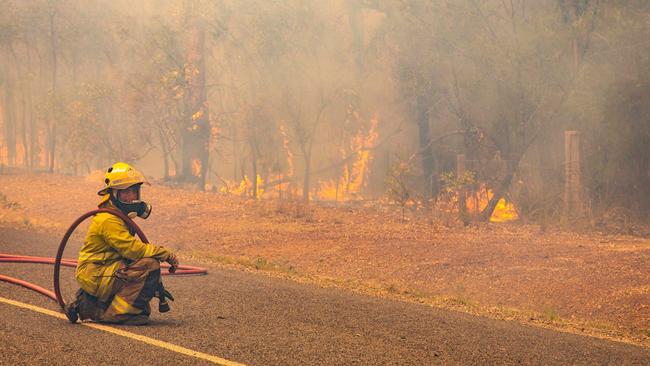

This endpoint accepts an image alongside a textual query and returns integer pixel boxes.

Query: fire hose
[0,208,207,311]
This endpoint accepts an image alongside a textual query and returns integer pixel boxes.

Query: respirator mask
[110,184,152,219]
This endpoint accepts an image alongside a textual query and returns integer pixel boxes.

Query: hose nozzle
[159,298,170,313]
[157,282,174,313]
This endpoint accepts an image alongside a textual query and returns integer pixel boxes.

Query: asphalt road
[1,226,649,365]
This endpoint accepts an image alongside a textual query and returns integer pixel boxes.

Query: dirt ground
[1,170,648,347]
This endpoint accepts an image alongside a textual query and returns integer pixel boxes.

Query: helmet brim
[97,180,150,196]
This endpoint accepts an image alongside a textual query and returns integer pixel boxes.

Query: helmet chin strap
[109,191,152,219]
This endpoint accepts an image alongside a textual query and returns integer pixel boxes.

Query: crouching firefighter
[64,162,179,325]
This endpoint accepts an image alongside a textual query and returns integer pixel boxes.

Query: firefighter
[64,162,179,325]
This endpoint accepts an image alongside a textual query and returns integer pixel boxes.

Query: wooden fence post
[457,154,469,223]
[564,131,583,216]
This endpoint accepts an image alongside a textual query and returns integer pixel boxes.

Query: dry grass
[1,170,649,347]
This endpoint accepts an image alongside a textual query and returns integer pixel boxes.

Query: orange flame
[0,142,33,167]
[219,175,264,199]
[465,184,519,222]
[191,159,201,177]
[317,114,379,201]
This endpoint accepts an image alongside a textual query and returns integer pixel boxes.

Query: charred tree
[9,44,30,168]
[1,76,16,166]
[480,156,520,221]
[47,7,57,173]
[247,108,261,199]
[285,91,328,202]
[181,18,210,190]
[416,95,437,199]
[251,153,258,198]
[19,85,28,167]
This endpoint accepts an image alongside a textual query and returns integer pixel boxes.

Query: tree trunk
[181,18,210,190]
[158,124,170,179]
[416,95,436,199]
[1,77,16,166]
[480,156,521,221]
[457,154,469,224]
[232,122,239,181]
[10,46,27,167]
[252,154,258,198]
[48,124,57,172]
[48,8,57,173]
[19,87,28,167]
[23,36,35,168]
[28,82,35,168]
[303,154,311,202]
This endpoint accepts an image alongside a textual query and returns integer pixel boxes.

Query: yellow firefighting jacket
[75,203,173,302]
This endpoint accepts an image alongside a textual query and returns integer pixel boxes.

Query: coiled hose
[0,208,207,310]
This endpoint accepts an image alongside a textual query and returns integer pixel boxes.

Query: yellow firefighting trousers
[77,258,161,323]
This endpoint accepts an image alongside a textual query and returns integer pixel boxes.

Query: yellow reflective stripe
[110,295,141,315]
[110,295,129,314]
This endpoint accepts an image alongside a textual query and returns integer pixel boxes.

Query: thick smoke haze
[0,0,648,221]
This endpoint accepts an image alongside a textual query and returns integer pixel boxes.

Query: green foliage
[440,171,476,195]
[439,170,476,223]
[386,159,416,221]
[0,0,648,220]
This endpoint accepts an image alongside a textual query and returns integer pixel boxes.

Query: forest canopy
[0,0,648,221]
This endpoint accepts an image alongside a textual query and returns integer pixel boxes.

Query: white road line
[0,296,246,366]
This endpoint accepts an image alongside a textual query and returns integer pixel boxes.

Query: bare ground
[1,170,648,347]
[3,228,649,365]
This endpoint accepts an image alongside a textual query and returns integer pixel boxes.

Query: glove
[166,253,179,272]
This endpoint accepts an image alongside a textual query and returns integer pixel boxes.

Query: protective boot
[63,299,79,323]
[64,289,99,323]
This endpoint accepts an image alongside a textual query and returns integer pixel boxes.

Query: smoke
[0,0,647,216]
